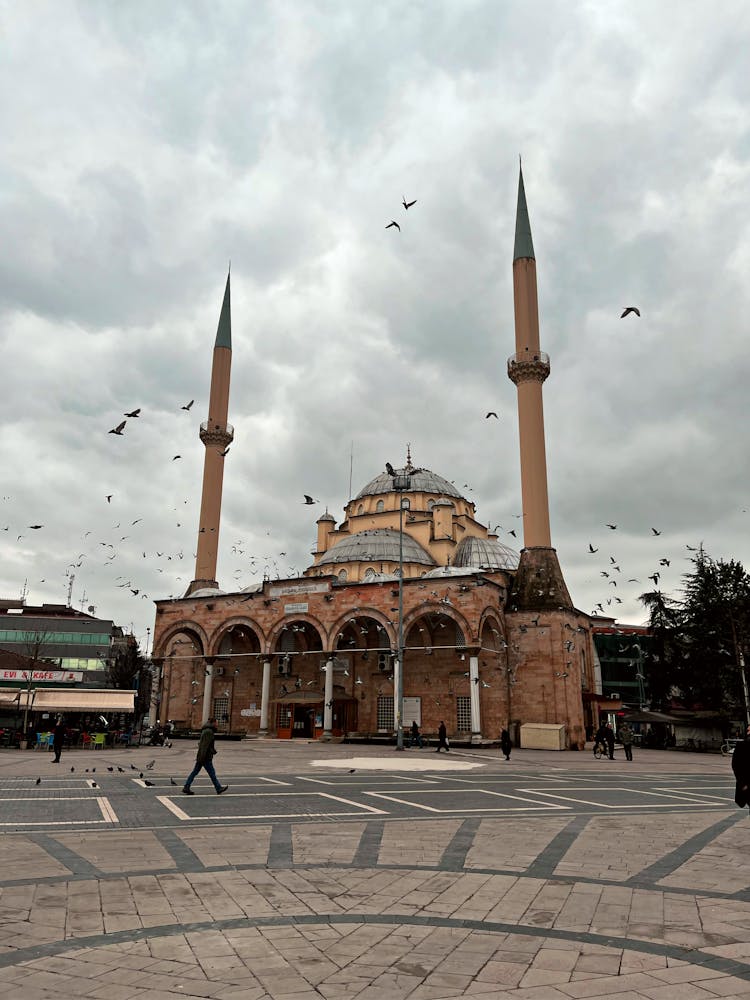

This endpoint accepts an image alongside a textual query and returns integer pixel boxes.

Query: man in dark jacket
[732,723,750,812]
[435,720,449,753]
[51,717,66,763]
[182,718,228,795]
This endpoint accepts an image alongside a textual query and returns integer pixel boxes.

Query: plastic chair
[35,732,47,750]
[80,732,92,750]
[91,733,106,750]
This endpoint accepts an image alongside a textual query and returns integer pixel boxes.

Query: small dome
[239,582,263,594]
[189,587,227,598]
[422,566,483,578]
[317,512,336,522]
[318,529,435,567]
[354,466,466,501]
[454,535,519,571]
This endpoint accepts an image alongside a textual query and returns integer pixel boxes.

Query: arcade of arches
[152,465,599,747]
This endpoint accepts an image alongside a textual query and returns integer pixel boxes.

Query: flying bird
[402,197,416,210]
[172,455,181,461]
[28,525,43,530]
[620,307,641,318]
[588,544,598,553]
[181,399,194,410]
[106,495,112,503]
[651,528,662,536]
[508,529,516,537]
[303,495,319,505]
[109,420,126,435]
[486,412,499,419]
[124,408,141,418]
[385,462,396,476]
[606,524,617,530]
[659,558,671,567]
[220,447,230,457]
[385,220,400,231]
[649,573,660,585]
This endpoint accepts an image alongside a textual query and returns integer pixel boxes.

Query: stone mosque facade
[150,172,602,749]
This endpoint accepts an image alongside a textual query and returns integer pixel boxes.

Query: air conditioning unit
[277,655,292,677]
[378,653,388,672]
[610,692,620,700]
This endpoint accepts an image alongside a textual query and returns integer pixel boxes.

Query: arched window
[401,498,411,510]
[364,568,377,581]
[338,569,347,582]
[427,499,435,510]
[376,500,384,512]
[357,504,364,515]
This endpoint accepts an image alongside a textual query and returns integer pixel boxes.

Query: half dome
[454,535,519,571]
[318,528,436,567]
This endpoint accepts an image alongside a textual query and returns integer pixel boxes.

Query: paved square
[0,740,749,999]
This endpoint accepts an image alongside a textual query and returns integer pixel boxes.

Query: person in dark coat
[619,722,634,761]
[500,728,512,761]
[410,720,423,748]
[732,723,750,812]
[435,720,449,752]
[593,722,608,757]
[604,723,616,760]
[51,717,66,763]
[182,718,228,795]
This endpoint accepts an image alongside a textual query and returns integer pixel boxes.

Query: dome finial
[406,442,412,470]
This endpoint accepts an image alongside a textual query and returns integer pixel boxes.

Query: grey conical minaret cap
[214,270,231,349]
[513,166,535,262]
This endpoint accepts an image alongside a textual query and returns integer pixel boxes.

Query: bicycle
[721,740,740,756]
[593,740,608,759]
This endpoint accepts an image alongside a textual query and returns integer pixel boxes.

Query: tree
[106,639,151,721]
[639,550,750,717]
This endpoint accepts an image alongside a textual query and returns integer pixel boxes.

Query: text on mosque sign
[269,582,329,598]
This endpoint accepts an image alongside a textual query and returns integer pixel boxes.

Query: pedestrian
[182,718,228,795]
[732,723,750,814]
[500,728,512,761]
[410,720,423,748]
[435,720,449,753]
[605,723,615,760]
[619,722,634,761]
[51,716,66,764]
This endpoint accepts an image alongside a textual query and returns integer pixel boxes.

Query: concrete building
[151,170,603,748]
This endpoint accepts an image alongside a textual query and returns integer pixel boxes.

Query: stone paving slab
[0,742,748,998]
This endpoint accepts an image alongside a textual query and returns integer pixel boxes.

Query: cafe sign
[1,670,83,683]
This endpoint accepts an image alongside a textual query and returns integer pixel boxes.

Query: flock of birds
[31,756,177,789]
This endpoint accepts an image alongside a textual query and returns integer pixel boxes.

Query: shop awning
[622,710,678,724]
[0,689,22,707]
[30,689,136,712]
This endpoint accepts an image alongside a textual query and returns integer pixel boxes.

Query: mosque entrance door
[292,705,315,738]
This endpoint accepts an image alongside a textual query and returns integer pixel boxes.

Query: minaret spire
[507,168,572,610]
[186,270,235,596]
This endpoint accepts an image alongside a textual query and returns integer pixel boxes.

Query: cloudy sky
[2,0,749,650]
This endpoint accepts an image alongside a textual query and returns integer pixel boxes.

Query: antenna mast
[348,441,354,502]
[66,573,75,608]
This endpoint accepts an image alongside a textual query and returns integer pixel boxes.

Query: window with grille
[377,695,394,731]
[213,696,229,725]
[456,695,471,732]
[276,703,292,728]
[455,625,466,648]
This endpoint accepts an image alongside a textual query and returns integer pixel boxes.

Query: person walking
[593,721,608,758]
[500,728,512,761]
[51,717,66,764]
[410,720,423,748]
[619,722,634,761]
[182,718,228,795]
[435,720,450,752]
[732,723,750,814]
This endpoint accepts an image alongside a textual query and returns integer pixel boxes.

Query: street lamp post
[392,471,411,751]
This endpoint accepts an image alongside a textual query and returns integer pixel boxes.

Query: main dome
[317,529,436,567]
[354,466,465,501]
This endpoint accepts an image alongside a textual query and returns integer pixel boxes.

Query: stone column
[259,658,271,737]
[393,656,402,741]
[201,657,214,726]
[148,658,163,728]
[469,654,482,743]
[322,657,334,740]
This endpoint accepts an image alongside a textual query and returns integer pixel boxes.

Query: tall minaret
[507,167,572,610]
[186,272,234,595]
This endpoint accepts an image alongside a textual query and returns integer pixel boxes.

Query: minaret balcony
[507,350,550,385]
[200,420,234,449]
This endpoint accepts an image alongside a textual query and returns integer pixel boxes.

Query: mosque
[150,171,601,749]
